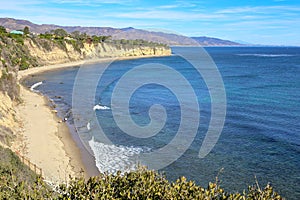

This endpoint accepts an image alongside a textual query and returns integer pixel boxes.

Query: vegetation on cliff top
[0,145,283,199]
[0,26,37,100]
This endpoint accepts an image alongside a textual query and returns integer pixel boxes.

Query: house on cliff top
[10,30,24,35]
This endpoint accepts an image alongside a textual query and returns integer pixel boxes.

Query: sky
[0,0,300,46]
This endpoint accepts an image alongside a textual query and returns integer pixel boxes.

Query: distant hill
[191,37,240,46]
[0,18,241,46]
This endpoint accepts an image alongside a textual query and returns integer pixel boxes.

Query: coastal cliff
[25,39,171,65]
[0,31,171,147]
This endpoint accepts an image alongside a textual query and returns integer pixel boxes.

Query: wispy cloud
[225,19,298,29]
[157,4,180,9]
[216,5,300,14]
[110,10,225,21]
[53,0,136,5]
[142,1,200,12]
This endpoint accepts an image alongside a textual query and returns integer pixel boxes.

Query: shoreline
[16,54,170,182]
[18,55,170,80]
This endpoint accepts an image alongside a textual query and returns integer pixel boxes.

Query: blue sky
[0,0,300,45]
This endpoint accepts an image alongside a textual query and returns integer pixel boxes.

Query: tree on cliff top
[51,28,68,37]
[23,26,30,35]
[0,26,7,34]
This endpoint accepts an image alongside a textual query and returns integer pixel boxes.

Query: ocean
[24,47,300,199]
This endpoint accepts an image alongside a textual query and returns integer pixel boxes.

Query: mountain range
[0,18,241,46]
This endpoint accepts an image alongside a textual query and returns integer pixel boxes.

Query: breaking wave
[93,104,110,111]
[30,81,43,91]
[89,137,145,174]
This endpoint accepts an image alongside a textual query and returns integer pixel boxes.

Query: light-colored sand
[14,85,85,183]
[18,55,166,80]
[14,60,103,183]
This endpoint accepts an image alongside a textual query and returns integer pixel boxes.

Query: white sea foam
[87,122,91,131]
[237,54,296,57]
[89,137,143,174]
[93,104,110,111]
[30,81,43,91]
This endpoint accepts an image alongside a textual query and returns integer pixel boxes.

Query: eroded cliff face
[0,93,19,146]
[24,39,171,66]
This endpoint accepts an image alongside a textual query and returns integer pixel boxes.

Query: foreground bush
[0,147,54,199]
[0,147,283,199]
[58,167,283,200]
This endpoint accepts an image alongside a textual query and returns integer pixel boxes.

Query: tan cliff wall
[25,39,171,66]
[0,36,22,146]
[0,93,19,147]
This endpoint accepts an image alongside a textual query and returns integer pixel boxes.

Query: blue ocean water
[24,47,300,199]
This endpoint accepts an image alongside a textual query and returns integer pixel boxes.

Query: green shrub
[54,39,67,52]
[39,39,52,51]
[8,33,24,45]
[0,146,284,199]
[57,167,283,200]
[67,39,83,53]
[0,26,7,35]
[19,58,30,70]
[39,33,53,40]
[0,146,54,199]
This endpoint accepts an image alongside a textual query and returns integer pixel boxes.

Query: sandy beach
[13,86,86,183]
[17,55,167,80]
[14,59,106,183]
[13,55,166,183]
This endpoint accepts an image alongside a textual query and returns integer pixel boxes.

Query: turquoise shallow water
[24,47,300,199]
